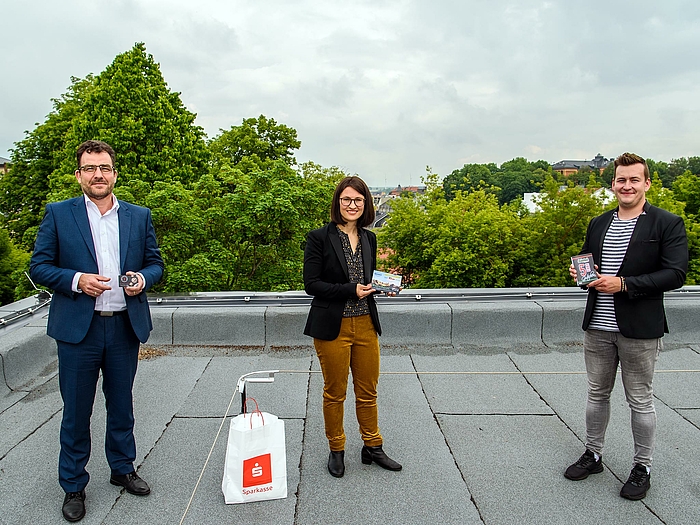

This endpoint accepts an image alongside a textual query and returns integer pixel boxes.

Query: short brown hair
[76,140,116,169]
[330,176,375,228]
[614,152,650,180]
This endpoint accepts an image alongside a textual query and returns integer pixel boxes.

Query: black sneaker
[620,464,650,500]
[564,449,603,480]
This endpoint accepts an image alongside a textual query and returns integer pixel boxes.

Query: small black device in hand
[119,274,140,288]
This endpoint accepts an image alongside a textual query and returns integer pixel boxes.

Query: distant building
[369,185,426,228]
[370,188,388,207]
[0,156,10,175]
[552,154,611,177]
[388,185,426,198]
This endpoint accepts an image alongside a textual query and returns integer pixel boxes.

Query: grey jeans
[583,329,662,468]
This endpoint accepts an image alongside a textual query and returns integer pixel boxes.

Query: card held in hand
[371,270,402,294]
[571,253,597,286]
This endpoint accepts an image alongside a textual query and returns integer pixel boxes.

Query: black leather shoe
[62,490,86,522]
[328,450,345,478]
[110,471,151,496]
[361,445,402,471]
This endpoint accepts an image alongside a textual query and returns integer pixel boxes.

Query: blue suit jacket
[30,196,164,344]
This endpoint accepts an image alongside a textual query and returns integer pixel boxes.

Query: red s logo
[243,454,272,487]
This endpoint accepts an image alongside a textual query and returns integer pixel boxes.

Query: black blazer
[303,222,381,341]
[580,201,688,339]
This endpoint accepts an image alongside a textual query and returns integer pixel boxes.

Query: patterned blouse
[337,226,371,317]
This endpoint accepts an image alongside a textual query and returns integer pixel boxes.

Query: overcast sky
[2,0,700,187]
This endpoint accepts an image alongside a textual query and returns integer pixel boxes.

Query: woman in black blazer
[303,176,401,478]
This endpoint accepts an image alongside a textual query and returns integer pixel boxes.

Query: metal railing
[145,285,700,308]
[0,290,52,332]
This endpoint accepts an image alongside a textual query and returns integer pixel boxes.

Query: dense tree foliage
[0,230,30,304]
[48,42,209,203]
[209,115,301,173]
[511,176,607,286]
[135,117,343,293]
[381,170,700,288]
[0,76,94,250]
[0,43,343,303]
[443,158,549,205]
[379,170,524,287]
[0,43,208,255]
[1,43,699,304]
[141,159,340,293]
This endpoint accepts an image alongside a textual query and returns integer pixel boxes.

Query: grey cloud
[2,0,700,186]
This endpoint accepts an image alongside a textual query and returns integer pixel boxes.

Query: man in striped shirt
[563,153,688,501]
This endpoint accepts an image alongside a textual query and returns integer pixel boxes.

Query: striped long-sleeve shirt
[588,212,642,332]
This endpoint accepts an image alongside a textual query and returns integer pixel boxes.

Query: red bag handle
[242,397,265,428]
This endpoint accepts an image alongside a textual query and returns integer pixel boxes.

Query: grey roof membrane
[2,342,700,524]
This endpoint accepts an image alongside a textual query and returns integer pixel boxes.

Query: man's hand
[124,271,144,296]
[589,274,623,294]
[78,274,111,297]
[569,263,577,281]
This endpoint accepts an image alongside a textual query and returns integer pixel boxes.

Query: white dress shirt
[71,195,127,311]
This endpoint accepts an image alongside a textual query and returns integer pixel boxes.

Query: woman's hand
[385,286,402,297]
[356,283,375,299]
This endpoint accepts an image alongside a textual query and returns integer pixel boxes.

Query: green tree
[601,162,615,186]
[298,161,348,185]
[492,158,547,205]
[0,76,94,249]
[379,170,524,288]
[1,43,208,255]
[685,220,700,285]
[646,158,671,187]
[672,171,700,217]
[688,156,700,176]
[142,116,336,293]
[512,176,607,286]
[444,158,549,205]
[377,192,438,286]
[0,230,30,305]
[48,43,208,203]
[646,173,686,216]
[569,165,605,187]
[149,161,333,292]
[667,158,690,185]
[209,115,301,174]
[442,163,499,200]
[421,190,524,287]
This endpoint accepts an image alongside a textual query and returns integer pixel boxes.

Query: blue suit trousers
[57,313,140,492]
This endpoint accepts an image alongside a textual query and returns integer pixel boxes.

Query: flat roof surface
[2,342,700,524]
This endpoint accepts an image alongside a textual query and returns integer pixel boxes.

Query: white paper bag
[221,410,287,504]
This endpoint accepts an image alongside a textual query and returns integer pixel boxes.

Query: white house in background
[523,188,615,213]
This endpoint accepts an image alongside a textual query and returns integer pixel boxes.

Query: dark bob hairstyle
[330,176,375,228]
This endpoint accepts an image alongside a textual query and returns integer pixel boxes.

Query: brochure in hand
[571,253,597,286]
[371,270,402,294]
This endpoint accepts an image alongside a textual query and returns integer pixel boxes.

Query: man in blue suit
[30,140,164,522]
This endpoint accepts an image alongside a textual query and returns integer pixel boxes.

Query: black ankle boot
[328,450,345,477]
[361,445,402,471]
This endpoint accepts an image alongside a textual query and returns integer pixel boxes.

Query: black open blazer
[303,222,382,341]
[580,201,688,339]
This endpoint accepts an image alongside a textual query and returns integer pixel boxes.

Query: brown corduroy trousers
[313,314,383,452]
